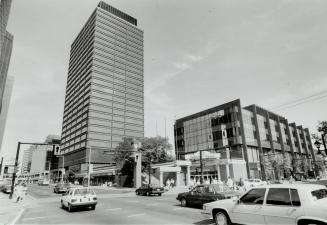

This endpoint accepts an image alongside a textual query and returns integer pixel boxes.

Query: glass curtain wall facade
[175,99,315,180]
[0,0,13,156]
[60,2,144,172]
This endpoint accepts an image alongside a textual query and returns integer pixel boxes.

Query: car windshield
[311,189,327,200]
[74,189,95,195]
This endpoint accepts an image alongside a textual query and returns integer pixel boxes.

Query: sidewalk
[0,193,35,225]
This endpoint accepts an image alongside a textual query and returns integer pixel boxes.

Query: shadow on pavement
[193,219,214,225]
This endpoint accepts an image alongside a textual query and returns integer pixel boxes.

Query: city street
[13,184,213,225]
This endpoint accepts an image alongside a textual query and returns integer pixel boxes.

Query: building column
[251,105,266,180]
[176,171,180,187]
[186,166,190,185]
[216,164,221,181]
[226,164,230,178]
[159,171,163,186]
[277,116,285,154]
[237,99,250,178]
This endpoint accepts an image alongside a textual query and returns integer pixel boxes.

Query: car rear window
[75,189,95,195]
[311,189,327,200]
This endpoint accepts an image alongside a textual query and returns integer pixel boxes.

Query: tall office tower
[21,144,35,174]
[0,76,13,151]
[0,0,13,156]
[60,1,144,177]
[0,0,12,111]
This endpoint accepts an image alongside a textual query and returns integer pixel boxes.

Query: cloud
[146,41,217,94]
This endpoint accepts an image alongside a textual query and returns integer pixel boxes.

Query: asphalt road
[16,184,213,225]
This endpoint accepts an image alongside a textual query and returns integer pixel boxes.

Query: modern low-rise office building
[60,1,144,181]
[174,99,315,182]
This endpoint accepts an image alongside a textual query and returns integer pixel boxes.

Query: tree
[140,136,174,164]
[113,136,174,175]
[314,121,327,154]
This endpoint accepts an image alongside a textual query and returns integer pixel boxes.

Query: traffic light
[53,144,60,155]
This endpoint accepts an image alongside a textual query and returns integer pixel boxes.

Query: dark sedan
[176,184,241,207]
[53,183,71,194]
[135,184,164,196]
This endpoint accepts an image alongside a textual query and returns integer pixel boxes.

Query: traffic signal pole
[9,142,21,199]
[200,150,203,184]
[9,141,59,199]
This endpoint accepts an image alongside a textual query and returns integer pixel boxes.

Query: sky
[1,0,327,160]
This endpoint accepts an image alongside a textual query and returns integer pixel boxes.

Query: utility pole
[148,155,151,185]
[88,146,92,187]
[200,150,203,184]
[9,142,21,199]
[0,157,3,176]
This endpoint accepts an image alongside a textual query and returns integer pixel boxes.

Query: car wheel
[214,211,231,225]
[146,191,150,196]
[61,200,65,209]
[180,198,187,207]
[158,193,162,196]
[68,203,72,213]
[298,219,326,225]
[136,191,139,195]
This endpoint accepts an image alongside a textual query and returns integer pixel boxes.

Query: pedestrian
[217,179,224,192]
[166,179,171,189]
[227,177,234,190]
[20,183,27,202]
[289,175,294,184]
[14,183,23,203]
[170,178,175,188]
[238,178,245,191]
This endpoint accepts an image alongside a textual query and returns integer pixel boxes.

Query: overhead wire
[269,89,327,111]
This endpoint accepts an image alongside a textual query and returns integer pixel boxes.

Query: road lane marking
[9,208,25,225]
[127,213,145,218]
[105,208,122,211]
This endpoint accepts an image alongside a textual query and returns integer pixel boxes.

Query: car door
[230,188,267,225]
[262,188,304,225]
[200,186,216,205]
[62,189,71,206]
[188,186,204,205]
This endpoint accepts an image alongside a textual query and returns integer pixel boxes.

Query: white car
[60,187,97,212]
[201,184,327,225]
[243,178,265,188]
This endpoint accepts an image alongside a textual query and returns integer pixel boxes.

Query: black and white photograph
[1,0,327,224]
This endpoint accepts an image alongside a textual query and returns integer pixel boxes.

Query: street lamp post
[88,146,92,187]
[56,155,65,182]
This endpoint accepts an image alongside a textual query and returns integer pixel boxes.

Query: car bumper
[151,191,164,194]
[201,211,212,220]
[71,201,97,208]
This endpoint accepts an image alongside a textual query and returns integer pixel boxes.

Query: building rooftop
[98,1,137,26]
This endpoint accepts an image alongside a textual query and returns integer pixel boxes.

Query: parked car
[54,183,71,194]
[38,178,50,186]
[243,178,265,188]
[177,184,241,207]
[135,184,165,196]
[201,183,327,225]
[60,187,97,212]
[0,179,12,194]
